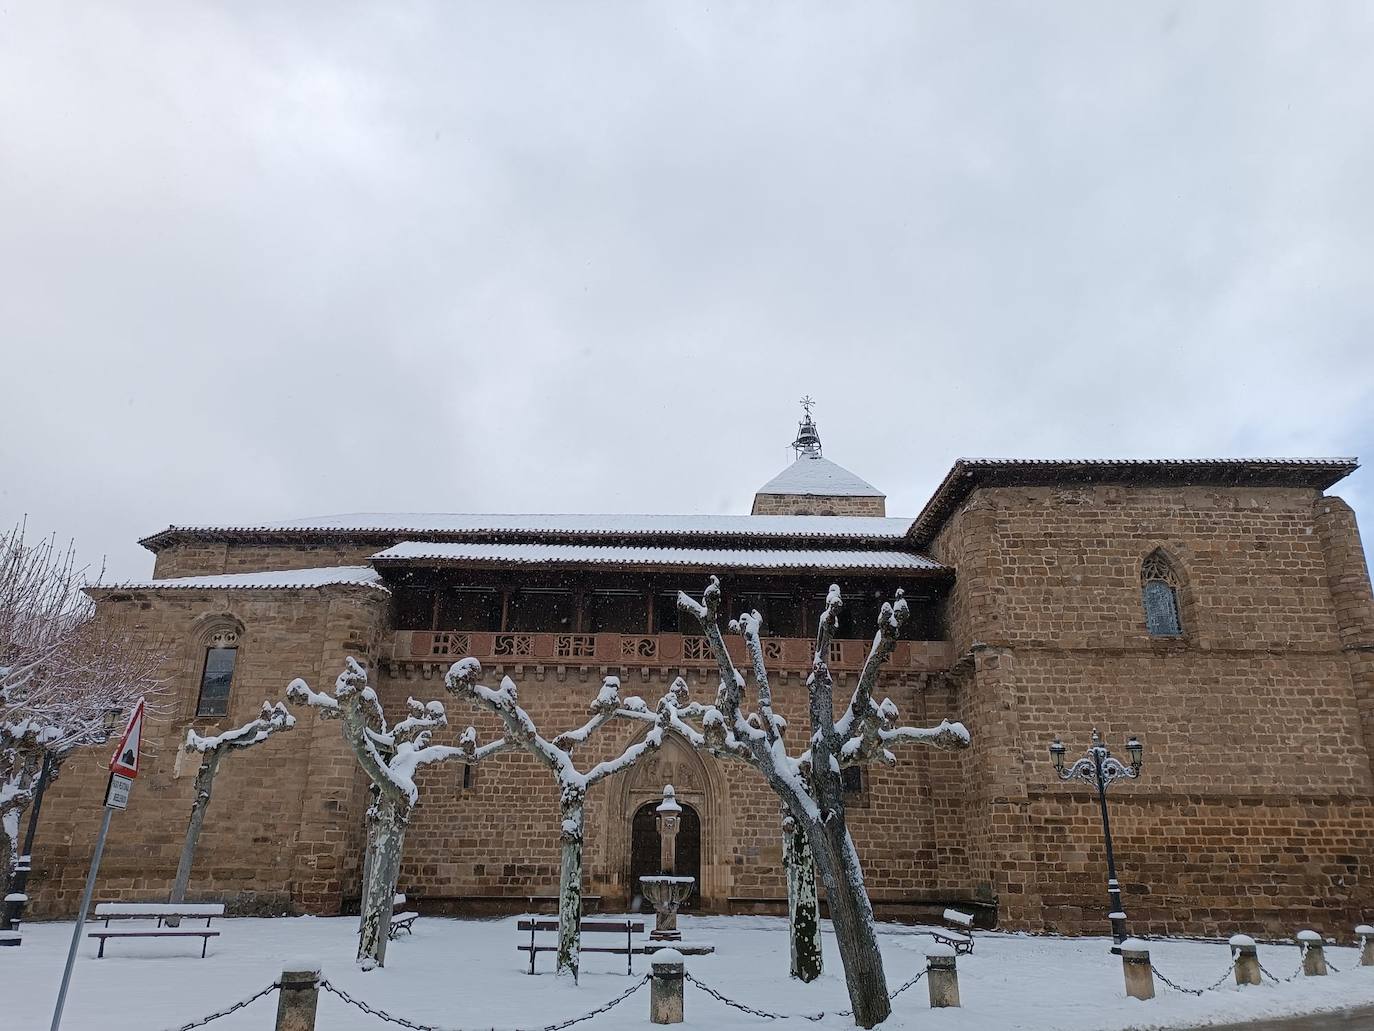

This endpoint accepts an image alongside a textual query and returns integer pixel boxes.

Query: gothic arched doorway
[629,800,701,912]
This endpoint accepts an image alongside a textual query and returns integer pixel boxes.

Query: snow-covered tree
[444,663,666,982]
[288,658,506,969]
[169,701,296,915]
[632,578,969,1028]
[0,525,162,915]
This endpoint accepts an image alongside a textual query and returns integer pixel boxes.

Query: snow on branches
[287,657,503,813]
[1,524,163,891]
[288,657,507,968]
[170,700,299,911]
[185,701,295,755]
[444,659,667,980]
[643,576,970,1027]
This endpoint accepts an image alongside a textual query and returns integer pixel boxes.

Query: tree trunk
[808,820,890,1028]
[358,792,382,933]
[168,749,222,921]
[357,805,406,971]
[783,812,823,982]
[1,753,54,933]
[556,794,585,981]
[0,805,18,900]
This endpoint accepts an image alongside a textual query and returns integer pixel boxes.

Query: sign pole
[50,697,142,1031]
[49,797,114,1031]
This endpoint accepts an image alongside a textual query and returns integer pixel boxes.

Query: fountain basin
[639,876,694,942]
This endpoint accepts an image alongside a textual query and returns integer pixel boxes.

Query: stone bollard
[275,965,321,1031]
[650,948,684,1025]
[1357,925,1374,967]
[1119,938,1155,1001]
[925,944,961,1008]
[1229,934,1261,987]
[1297,930,1327,976]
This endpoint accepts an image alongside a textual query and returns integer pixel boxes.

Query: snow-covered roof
[755,456,883,498]
[372,542,943,573]
[139,512,914,550]
[93,566,388,593]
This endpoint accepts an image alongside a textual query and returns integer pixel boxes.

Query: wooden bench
[517,919,644,975]
[88,903,226,958]
[94,903,224,928]
[90,928,219,958]
[930,908,975,955]
[389,893,418,940]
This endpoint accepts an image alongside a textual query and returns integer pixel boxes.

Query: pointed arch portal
[629,800,701,911]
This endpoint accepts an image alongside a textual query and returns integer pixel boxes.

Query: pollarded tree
[637,578,969,1028]
[444,664,666,982]
[288,658,506,969]
[169,701,296,912]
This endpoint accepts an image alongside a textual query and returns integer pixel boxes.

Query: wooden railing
[388,630,953,672]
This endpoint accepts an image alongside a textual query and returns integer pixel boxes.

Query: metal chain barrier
[1259,960,1303,984]
[1325,957,1342,974]
[688,966,927,1022]
[535,975,651,1031]
[320,973,649,1031]
[1149,959,1236,996]
[684,971,826,1021]
[154,980,281,1031]
[886,967,928,1002]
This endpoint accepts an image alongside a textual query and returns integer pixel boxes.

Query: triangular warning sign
[109,698,145,779]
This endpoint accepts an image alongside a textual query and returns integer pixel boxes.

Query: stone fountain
[639,784,714,955]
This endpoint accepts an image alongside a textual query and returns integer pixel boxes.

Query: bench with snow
[930,908,975,955]
[389,893,419,940]
[517,919,645,975]
[88,903,224,958]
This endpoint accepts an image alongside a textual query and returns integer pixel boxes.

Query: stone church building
[28,412,1374,937]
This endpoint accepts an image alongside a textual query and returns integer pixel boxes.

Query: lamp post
[1049,729,1143,949]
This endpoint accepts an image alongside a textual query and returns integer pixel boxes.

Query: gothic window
[1141,552,1182,637]
[196,628,238,716]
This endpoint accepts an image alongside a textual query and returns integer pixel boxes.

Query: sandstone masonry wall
[29,585,388,917]
[152,541,381,580]
[928,483,1374,935]
[751,493,886,516]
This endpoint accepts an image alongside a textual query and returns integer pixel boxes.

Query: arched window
[1141,552,1182,637]
[195,626,239,716]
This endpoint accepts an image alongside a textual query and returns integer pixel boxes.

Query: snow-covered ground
[3,913,1371,1030]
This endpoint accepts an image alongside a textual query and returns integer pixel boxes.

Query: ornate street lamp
[1049,728,1144,949]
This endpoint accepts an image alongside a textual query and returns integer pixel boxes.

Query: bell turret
[753,398,886,516]
[791,396,823,459]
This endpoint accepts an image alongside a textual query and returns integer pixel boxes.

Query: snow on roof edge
[92,566,389,593]
[139,512,915,549]
[372,542,944,572]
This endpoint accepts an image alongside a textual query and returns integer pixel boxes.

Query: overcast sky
[2,2,1371,582]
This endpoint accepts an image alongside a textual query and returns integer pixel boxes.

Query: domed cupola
[751,399,886,516]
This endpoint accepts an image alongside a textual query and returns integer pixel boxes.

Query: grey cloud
[1,1,1370,579]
